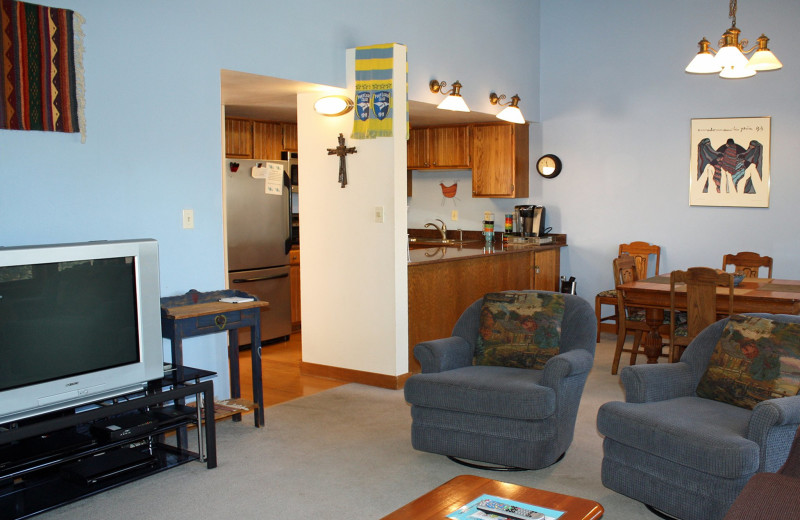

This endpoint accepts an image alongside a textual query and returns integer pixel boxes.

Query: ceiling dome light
[314,95,354,116]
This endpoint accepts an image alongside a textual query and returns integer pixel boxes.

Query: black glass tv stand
[0,366,216,520]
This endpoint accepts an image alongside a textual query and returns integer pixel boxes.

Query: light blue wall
[540,0,800,301]
[0,0,541,393]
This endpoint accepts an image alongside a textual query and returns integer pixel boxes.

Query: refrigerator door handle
[285,172,293,255]
[232,273,289,283]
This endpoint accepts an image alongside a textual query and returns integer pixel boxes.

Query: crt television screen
[0,256,141,392]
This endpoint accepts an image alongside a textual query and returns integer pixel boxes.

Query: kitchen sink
[408,237,482,247]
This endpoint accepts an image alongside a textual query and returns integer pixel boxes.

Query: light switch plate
[451,210,458,221]
[182,209,194,229]
[374,206,384,223]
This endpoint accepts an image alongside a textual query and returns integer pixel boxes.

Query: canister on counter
[483,212,494,244]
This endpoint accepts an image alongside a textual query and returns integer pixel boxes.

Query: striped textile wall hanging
[351,43,408,140]
[1,0,86,141]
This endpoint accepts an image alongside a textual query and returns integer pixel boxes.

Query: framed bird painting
[689,117,770,207]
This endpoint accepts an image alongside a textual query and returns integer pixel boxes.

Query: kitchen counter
[407,232,567,373]
[408,234,566,265]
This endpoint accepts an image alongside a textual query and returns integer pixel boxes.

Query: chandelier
[685,0,782,79]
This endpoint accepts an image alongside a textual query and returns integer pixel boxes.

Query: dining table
[616,275,800,364]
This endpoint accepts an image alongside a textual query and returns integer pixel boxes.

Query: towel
[351,43,407,140]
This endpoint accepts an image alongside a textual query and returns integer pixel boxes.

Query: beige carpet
[37,333,661,519]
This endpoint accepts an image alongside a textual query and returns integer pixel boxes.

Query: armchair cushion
[403,365,554,421]
[474,292,565,369]
[697,315,800,410]
[598,396,757,477]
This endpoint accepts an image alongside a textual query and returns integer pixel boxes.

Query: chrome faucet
[424,218,447,240]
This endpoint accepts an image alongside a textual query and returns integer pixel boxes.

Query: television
[0,239,164,425]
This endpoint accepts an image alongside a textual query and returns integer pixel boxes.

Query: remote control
[476,498,545,520]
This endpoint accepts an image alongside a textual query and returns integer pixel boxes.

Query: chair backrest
[619,241,661,280]
[451,291,596,358]
[722,251,773,278]
[613,255,641,321]
[614,254,640,286]
[670,267,734,359]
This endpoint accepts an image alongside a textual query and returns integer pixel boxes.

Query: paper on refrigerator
[251,162,284,195]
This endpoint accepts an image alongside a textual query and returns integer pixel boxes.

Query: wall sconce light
[429,79,470,112]
[314,95,355,116]
[489,93,525,124]
[686,0,782,79]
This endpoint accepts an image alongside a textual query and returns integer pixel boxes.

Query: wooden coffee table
[381,474,604,519]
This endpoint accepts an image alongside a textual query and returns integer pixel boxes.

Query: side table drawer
[196,311,242,330]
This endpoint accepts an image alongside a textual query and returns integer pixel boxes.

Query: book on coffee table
[447,494,564,520]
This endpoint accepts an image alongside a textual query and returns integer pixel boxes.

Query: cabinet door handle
[232,273,289,283]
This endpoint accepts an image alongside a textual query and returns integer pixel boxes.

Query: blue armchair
[403,291,596,470]
[597,313,800,520]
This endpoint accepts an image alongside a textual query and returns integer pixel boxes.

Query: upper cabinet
[225,118,253,158]
[224,118,297,159]
[471,122,529,198]
[282,123,298,152]
[407,125,470,169]
[252,121,282,160]
[407,122,529,199]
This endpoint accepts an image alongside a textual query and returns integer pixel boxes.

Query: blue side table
[160,289,269,427]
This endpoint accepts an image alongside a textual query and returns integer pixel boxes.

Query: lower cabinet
[408,245,563,373]
[289,248,301,330]
[0,367,216,519]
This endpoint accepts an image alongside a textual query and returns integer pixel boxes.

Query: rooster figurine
[440,182,460,207]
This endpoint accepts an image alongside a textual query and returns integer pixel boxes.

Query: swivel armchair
[597,313,800,520]
[404,291,596,470]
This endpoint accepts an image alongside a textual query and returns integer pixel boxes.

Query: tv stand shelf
[0,366,216,520]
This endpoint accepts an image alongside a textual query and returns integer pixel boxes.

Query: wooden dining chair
[611,254,668,374]
[669,267,734,363]
[722,251,773,278]
[595,241,661,342]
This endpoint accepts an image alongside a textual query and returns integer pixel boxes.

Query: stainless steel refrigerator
[225,159,293,345]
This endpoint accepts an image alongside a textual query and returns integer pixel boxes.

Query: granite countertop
[407,231,567,265]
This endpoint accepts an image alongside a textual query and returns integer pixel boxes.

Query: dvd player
[90,412,158,441]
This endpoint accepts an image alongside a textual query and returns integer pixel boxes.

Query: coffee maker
[514,205,546,237]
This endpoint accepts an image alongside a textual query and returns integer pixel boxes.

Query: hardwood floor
[237,331,346,407]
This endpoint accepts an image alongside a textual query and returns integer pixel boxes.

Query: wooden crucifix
[327,133,357,188]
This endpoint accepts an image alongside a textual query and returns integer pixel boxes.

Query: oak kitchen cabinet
[407,241,564,373]
[407,125,471,169]
[225,118,253,158]
[224,117,297,160]
[471,122,529,198]
[253,121,282,160]
[406,122,529,199]
[282,123,298,152]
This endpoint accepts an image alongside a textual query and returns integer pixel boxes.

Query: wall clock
[536,154,562,179]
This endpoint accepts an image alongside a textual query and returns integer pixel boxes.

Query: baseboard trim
[300,362,411,390]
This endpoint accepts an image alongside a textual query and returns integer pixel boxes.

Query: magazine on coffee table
[447,494,564,520]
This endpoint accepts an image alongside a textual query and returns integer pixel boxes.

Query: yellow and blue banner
[351,43,407,140]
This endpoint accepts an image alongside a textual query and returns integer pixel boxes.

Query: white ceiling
[220,69,499,126]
